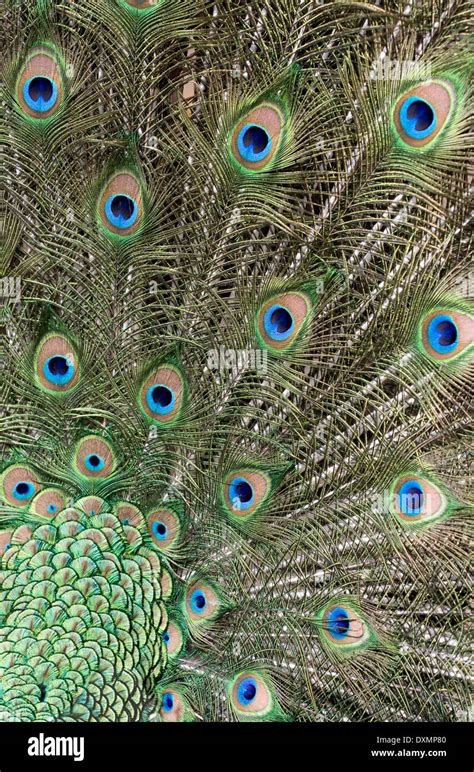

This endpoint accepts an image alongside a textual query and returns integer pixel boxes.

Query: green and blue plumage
[1,0,472,723]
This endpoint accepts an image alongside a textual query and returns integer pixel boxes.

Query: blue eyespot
[398,480,424,516]
[162,692,174,713]
[400,97,436,140]
[84,454,105,472]
[228,477,254,510]
[237,677,257,706]
[43,355,74,386]
[105,194,138,229]
[263,304,295,341]
[237,123,272,163]
[427,314,458,354]
[47,503,57,514]
[13,481,35,501]
[152,521,168,541]
[146,385,175,416]
[163,631,170,645]
[327,607,350,639]
[23,76,58,113]
[190,589,207,614]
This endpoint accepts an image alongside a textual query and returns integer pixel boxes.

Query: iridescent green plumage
[1,0,472,724]
[0,503,167,721]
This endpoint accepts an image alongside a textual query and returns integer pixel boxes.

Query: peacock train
[1,0,472,722]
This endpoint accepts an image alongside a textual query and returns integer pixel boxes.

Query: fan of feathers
[0,0,472,723]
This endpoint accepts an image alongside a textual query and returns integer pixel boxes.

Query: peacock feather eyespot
[256,291,313,352]
[397,479,424,515]
[400,97,436,139]
[238,124,272,163]
[72,436,117,480]
[190,588,206,613]
[229,671,283,721]
[229,477,254,509]
[29,488,67,518]
[14,482,34,500]
[326,607,352,639]
[85,454,104,472]
[138,364,185,426]
[390,473,452,526]
[418,308,473,362]
[34,333,79,394]
[316,601,375,654]
[147,507,182,552]
[393,79,457,149]
[230,102,286,172]
[158,686,193,722]
[16,46,65,121]
[162,619,185,660]
[97,171,143,238]
[238,677,257,705]
[0,465,41,508]
[221,469,272,521]
[147,385,174,415]
[184,579,226,625]
[162,692,174,712]
[161,690,176,719]
[264,304,294,341]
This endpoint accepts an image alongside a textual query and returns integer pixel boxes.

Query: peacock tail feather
[1,0,472,723]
